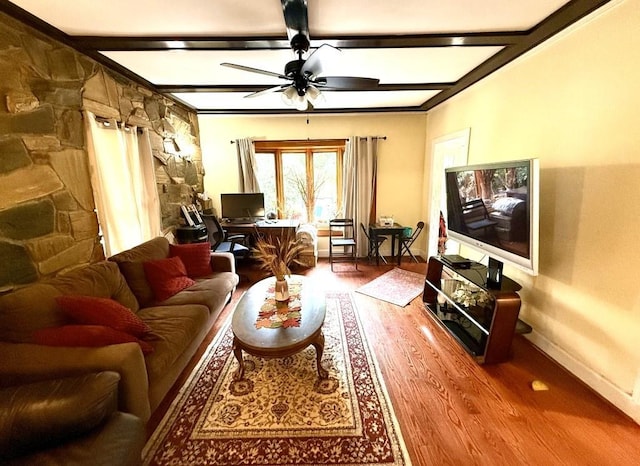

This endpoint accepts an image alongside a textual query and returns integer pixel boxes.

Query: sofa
[0,236,239,422]
[0,371,144,466]
[488,196,527,242]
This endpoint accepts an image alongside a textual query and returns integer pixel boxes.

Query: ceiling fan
[221,0,379,111]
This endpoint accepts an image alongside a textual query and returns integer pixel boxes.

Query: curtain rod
[230,136,387,144]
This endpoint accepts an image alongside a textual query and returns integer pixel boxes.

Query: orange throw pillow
[33,325,153,354]
[143,256,195,302]
[56,295,151,338]
[169,242,212,278]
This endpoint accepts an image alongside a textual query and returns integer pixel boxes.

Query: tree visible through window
[254,140,345,224]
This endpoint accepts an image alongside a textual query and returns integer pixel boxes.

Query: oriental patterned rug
[356,268,425,307]
[143,292,411,466]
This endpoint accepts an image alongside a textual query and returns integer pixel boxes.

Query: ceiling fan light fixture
[294,98,308,111]
[306,84,321,103]
[282,85,298,105]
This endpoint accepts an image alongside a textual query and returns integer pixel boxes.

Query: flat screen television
[221,193,265,221]
[444,158,539,275]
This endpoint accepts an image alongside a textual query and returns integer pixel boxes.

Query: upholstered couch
[488,196,527,242]
[0,371,144,466]
[0,237,239,422]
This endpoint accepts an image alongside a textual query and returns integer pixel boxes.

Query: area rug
[143,292,411,466]
[355,268,425,307]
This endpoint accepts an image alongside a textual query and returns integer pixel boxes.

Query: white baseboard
[525,330,640,424]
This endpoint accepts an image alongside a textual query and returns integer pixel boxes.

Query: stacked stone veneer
[0,12,204,290]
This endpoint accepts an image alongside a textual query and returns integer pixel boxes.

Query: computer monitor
[220,193,265,221]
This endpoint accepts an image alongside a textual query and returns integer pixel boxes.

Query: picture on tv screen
[445,159,537,270]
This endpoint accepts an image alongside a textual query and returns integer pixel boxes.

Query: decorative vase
[274,278,290,302]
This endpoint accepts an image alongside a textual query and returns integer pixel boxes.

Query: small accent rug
[143,292,411,466]
[356,268,425,307]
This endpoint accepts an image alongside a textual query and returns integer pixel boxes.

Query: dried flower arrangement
[252,232,306,281]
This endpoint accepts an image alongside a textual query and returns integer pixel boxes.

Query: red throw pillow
[33,325,153,354]
[143,256,196,302]
[169,242,212,278]
[56,295,151,338]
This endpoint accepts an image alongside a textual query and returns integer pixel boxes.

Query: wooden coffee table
[231,275,328,380]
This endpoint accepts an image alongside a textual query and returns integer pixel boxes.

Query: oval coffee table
[231,275,328,380]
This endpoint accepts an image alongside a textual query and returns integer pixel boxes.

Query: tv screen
[445,159,539,275]
[221,193,265,221]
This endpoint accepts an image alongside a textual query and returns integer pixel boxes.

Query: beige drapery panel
[84,112,161,256]
[236,138,261,193]
[342,136,379,257]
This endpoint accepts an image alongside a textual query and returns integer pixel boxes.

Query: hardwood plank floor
[148,258,640,465]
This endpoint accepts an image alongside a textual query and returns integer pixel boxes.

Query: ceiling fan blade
[314,76,380,90]
[221,62,288,80]
[245,85,288,99]
[301,44,341,78]
[281,0,309,45]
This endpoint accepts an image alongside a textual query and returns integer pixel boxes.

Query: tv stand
[422,256,522,364]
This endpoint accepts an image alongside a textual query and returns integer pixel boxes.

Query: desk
[224,219,300,244]
[369,222,405,265]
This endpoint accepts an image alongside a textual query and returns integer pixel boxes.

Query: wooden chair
[329,218,357,271]
[400,221,425,262]
[462,199,498,239]
[360,223,387,264]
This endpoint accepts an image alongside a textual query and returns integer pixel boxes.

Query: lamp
[281,84,322,111]
[306,84,321,103]
[281,86,298,106]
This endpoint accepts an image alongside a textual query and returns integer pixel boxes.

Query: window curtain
[84,112,161,256]
[342,136,379,257]
[236,138,261,193]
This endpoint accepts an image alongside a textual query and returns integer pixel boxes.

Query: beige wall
[198,113,428,256]
[426,0,640,417]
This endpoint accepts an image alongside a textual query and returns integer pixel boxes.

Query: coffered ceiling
[2,0,611,114]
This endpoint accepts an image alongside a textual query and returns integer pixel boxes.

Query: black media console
[422,256,524,364]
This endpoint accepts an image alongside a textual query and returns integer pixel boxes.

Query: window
[254,140,345,225]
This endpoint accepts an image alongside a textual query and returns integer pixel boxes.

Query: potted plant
[252,232,305,301]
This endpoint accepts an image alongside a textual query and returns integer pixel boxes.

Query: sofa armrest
[0,371,120,460]
[0,342,150,421]
[210,251,235,274]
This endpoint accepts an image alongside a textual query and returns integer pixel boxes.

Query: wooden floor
[148,258,640,466]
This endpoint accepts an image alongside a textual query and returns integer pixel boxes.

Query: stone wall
[0,12,204,291]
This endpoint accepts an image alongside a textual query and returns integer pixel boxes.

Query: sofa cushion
[109,237,170,264]
[32,325,154,354]
[56,296,152,338]
[0,262,138,344]
[160,273,239,312]
[109,237,172,308]
[137,304,210,385]
[0,371,121,460]
[169,242,213,278]
[115,261,154,308]
[53,262,139,313]
[143,256,196,302]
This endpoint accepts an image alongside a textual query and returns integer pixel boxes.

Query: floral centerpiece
[252,232,305,301]
[451,283,492,308]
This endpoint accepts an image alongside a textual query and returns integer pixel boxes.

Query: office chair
[400,221,425,262]
[329,218,357,271]
[202,214,251,259]
[360,223,387,264]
